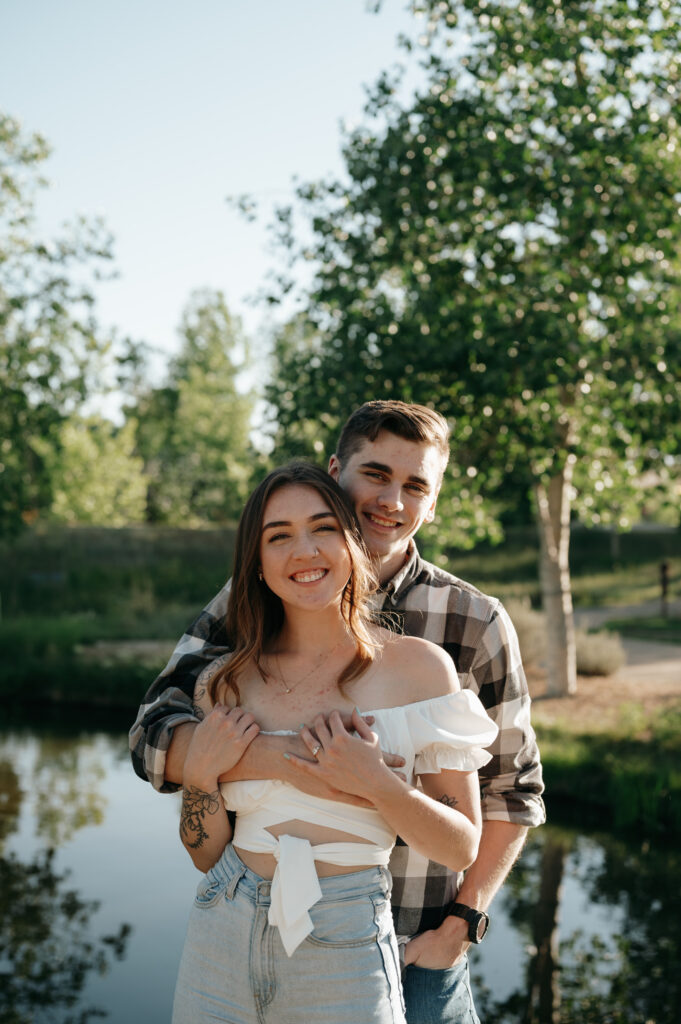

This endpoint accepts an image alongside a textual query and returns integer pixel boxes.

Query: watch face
[450,903,489,942]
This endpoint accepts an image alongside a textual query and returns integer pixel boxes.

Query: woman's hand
[285,708,400,803]
[184,704,260,790]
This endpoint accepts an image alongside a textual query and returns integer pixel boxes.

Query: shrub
[575,629,626,676]
[506,600,626,677]
[505,598,547,669]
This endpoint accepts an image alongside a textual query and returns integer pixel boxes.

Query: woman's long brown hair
[208,462,380,705]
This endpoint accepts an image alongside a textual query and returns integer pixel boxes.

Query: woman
[171,462,497,1024]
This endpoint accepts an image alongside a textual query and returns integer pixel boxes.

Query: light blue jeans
[402,959,480,1024]
[172,844,406,1023]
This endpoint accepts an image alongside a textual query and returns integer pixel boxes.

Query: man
[130,400,545,1023]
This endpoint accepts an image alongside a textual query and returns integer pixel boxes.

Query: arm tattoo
[180,785,222,849]
[194,654,230,718]
[439,794,459,809]
[192,681,207,720]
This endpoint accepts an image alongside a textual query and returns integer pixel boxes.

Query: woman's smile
[290,568,329,584]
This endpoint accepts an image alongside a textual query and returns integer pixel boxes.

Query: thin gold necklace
[268,638,347,695]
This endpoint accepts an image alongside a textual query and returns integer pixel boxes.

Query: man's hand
[285,709,407,805]
[213,722,404,806]
[281,710,405,806]
[184,706,259,789]
[301,710,374,735]
[298,711,406,781]
[403,822,530,970]
[403,915,470,969]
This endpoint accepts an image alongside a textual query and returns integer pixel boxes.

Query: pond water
[1,719,679,1024]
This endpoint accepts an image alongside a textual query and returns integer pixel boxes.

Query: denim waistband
[212,843,391,907]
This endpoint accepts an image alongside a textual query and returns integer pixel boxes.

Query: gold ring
[311,744,321,758]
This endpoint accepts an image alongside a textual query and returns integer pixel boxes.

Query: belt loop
[256,879,272,904]
[380,866,392,897]
[225,861,247,901]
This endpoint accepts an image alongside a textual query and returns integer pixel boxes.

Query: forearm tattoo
[192,681,207,720]
[180,785,221,849]
[439,794,459,809]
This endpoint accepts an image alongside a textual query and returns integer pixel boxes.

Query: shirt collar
[380,541,423,605]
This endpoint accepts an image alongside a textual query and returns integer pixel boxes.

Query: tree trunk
[523,835,570,1024]
[535,464,577,696]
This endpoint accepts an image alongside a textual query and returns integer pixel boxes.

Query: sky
[2,0,423,406]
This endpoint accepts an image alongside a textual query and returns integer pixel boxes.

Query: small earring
[257,568,264,581]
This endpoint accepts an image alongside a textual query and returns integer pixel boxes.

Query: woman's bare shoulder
[377,633,460,702]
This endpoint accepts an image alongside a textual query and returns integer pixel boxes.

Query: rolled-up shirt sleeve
[470,603,546,826]
[128,582,232,792]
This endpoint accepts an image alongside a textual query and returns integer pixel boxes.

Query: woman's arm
[416,766,482,869]
[180,705,259,872]
[290,709,481,872]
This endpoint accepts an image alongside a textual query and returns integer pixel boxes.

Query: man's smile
[365,512,401,529]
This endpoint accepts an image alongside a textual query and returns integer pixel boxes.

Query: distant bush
[506,599,626,677]
[505,598,547,669]
[575,629,626,676]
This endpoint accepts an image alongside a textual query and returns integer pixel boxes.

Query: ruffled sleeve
[404,690,499,775]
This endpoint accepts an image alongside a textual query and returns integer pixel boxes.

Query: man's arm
[165,725,313,788]
[165,708,398,805]
[128,582,232,791]
[404,820,527,966]
[405,600,545,966]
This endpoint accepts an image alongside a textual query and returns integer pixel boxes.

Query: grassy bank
[0,606,191,712]
[601,615,681,644]
[1,524,236,712]
[0,523,237,619]
[536,703,681,837]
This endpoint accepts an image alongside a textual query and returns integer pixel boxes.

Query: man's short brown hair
[335,400,450,471]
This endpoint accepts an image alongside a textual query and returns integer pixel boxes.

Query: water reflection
[31,736,107,846]
[472,828,681,1023]
[1,722,680,1024]
[0,726,132,1023]
[0,848,130,1024]
[0,756,21,843]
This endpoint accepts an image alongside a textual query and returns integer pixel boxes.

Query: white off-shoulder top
[219,690,498,956]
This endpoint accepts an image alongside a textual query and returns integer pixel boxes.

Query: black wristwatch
[447,902,490,943]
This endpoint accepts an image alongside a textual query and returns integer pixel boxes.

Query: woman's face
[259,484,352,614]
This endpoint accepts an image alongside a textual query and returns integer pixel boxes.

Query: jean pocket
[194,870,228,908]
[305,893,382,948]
[407,958,468,976]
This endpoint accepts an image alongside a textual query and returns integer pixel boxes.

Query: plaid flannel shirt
[129,542,545,937]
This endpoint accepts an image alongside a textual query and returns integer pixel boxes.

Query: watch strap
[447,902,490,943]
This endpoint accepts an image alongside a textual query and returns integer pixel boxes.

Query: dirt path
[573,597,681,630]
[530,603,681,730]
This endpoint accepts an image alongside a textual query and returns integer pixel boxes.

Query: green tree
[0,114,114,536]
[264,0,681,695]
[133,289,254,524]
[47,415,147,526]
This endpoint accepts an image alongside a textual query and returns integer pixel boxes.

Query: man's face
[328,430,443,583]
